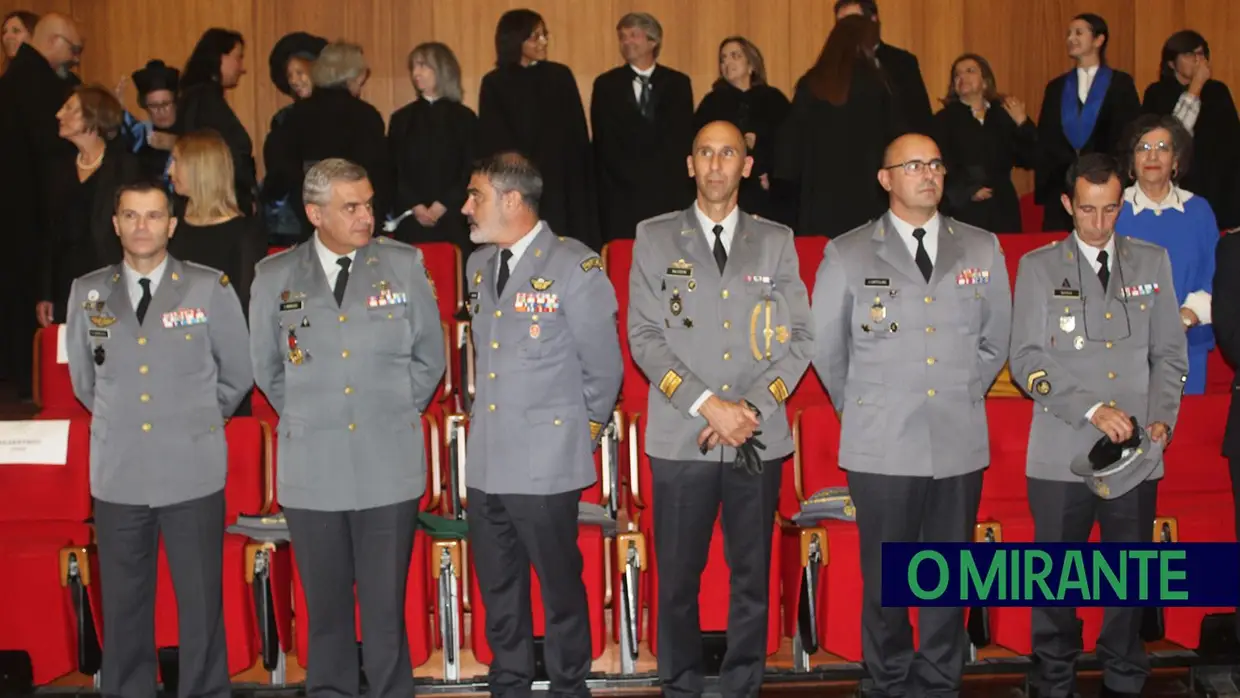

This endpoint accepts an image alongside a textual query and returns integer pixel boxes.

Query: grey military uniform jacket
[465,223,623,496]
[66,256,253,507]
[250,237,445,511]
[1010,234,1188,482]
[812,213,1012,478]
[628,206,813,463]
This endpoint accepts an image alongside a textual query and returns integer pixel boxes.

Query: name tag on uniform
[88,329,110,339]
[367,291,408,308]
[515,292,559,313]
[666,259,693,277]
[1053,289,1081,298]
[1122,283,1160,299]
[956,268,990,286]
[279,301,304,312]
[162,308,207,329]
[864,278,890,287]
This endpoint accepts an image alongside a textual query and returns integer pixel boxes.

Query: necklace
[76,147,104,170]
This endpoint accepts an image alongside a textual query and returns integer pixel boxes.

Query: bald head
[688,120,753,209]
[32,13,81,75]
[877,133,945,221]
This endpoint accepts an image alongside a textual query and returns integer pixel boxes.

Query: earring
[1171,166,1179,180]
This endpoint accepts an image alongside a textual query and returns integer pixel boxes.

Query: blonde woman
[167,130,266,315]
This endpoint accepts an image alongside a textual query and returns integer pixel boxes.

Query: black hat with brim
[269,32,328,96]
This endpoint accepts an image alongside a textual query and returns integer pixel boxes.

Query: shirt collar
[1074,231,1116,261]
[124,254,168,293]
[694,202,740,238]
[1077,64,1099,78]
[501,221,543,267]
[886,210,941,239]
[631,63,656,78]
[1124,183,1192,215]
[313,232,358,274]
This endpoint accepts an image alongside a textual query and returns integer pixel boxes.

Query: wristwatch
[1182,314,1193,327]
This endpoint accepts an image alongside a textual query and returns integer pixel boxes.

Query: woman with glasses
[118,60,181,186]
[1141,30,1240,229]
[933,53,1037,233]
[1116,114,1217,394]
[477,9,597,248]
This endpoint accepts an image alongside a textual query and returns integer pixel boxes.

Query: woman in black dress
[1141,30,1240,229]
[477,9,597,248]
[37,85,140,326]
[388,42,477,255]
[261,31,326,243]
[695,36,792,224]
[933,53,1037,233]
[2,10,37,72]
[179,28,256,216]
[166,130,265,316]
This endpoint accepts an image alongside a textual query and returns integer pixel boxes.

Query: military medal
[1059,314,1076,333]
[683,318,693,328]
[889,322,899,333]
[93,345,105,366]
[87,289,99,302]
[301,316,311,328]
[870,298,886,323]
[687,280,697,291]
[529,324,541,339]
[670,296,683,316]
[1073,336,1085,351]
[287,328,308,365]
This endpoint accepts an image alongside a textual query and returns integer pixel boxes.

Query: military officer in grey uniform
[462,152,623,698]
[812,133,1012,698]
[250,158,445,698]
[1010,153,1187,698]
[66,181,252,698]
[629,121,813,698]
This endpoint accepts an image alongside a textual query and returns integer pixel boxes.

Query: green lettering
[1010,546,1019,600]
[1024,550,1055,601]
[1092,550,1126,600]
[1129,551,1158,600]
[962,549,1004,602]
[1058,551,1089,601]
[1159,550,1188,601]
[909,551,949,600]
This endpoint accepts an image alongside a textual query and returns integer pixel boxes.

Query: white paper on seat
[56,324,68,364]
[0,419,71,465]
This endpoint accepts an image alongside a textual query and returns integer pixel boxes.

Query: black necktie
[135,278,152,325]
[637,74,653,120]
[711,224,727,273]
[912,228,933,283]
[496,249,513,296]
[333,257,351,306]
[1097,250,1110,291]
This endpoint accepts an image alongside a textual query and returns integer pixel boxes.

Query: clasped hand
[697,396,761,450]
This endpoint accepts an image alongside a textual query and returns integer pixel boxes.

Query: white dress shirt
[497,221,543,278]
[1077,65,1099,103]
[688,203,741,417]
[124,255,168,311]
[1075,231,1116,422]
[631,63,656,104]
[314,233,358,290]
[1122,184,1212,325]
[887,210,940,265]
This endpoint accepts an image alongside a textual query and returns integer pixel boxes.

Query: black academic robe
[591,63,695,242]
[388,98,478,254]
[478,61,598,249]
[0,44,76,391]
[1143,77,1240,228]
[694,82,793,225]
[1035,68,1140,231]
[877,42,933,136]
[263,86,391,242]
[179,81,257,215]
[933,100,1038,233]
[775,70,902,238]
[1214,232,1240,459]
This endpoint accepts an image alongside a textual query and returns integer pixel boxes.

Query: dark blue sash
[1061,66,1112,151]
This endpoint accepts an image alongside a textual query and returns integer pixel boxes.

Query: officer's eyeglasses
[883,159,948,176]
[1075,248,1133,343]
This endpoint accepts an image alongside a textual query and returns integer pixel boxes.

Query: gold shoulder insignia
[219,274,230,287]
[581,256,603,273]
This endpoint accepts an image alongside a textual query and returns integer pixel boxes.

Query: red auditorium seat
[601,240,647,412]
[1019,193,1046,234]
[148,418,277,679]
[412,241,464,323]
[1157,394,1235,649]
[0,419,100,685]
[616,410,782,664]
[286,413,443,673]
[997,233,1064,290]
[33,325,88,419]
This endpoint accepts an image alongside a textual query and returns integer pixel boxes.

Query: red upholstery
[793,237,827,297]
[1206,349,1235,395]
[1158,394,1235,649]
[467,441,609,665]
[1019,193,1045,234]
[412,241,463,323]
[0,419,96,685]
[150,418,270,677]
[287,414,440,670]
[602,240,647,412]
[623,409,782,658]
[998,233,1064,290]
[33,325,88,419]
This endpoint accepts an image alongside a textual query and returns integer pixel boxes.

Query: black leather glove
[734,430,767,475]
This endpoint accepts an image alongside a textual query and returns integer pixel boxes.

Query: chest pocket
[662,273,698,329]
[1045,298,1085,353]
[513,291,565,358]
[952,283,986,334]
[854,287,902,341]
[368,300,413,356]
[169,324,211,373]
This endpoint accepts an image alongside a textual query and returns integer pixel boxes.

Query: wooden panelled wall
[5,0,1240,181]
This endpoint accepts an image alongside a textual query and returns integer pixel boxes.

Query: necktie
[1096,250,1110,291]
[712,224,727,273]
[912,228,933,283]
[333,257,351,306]
[135,278,152,325]
[637,75,652,120]
[496,249,513,296]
